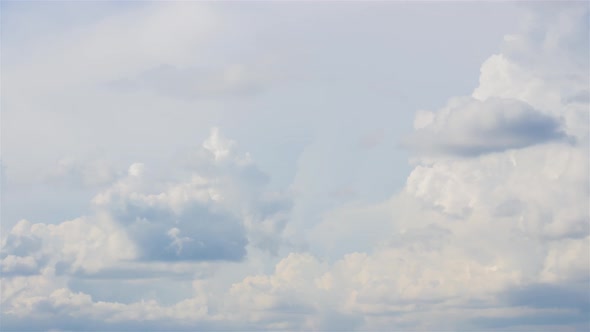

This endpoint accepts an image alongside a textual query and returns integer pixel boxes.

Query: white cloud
[227,2,589,330]
[90,129,291,262]
[404,96,570,157]
[2,128,291,270]
[1,2,588,331]
[203,127,238,162]
[1,216,135,276]
[1,128,294,328]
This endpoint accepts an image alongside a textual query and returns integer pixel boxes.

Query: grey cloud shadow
[121,203,248,262]
[500,282,590,311]
[470,282,590,329]
[0,312,258,332]
[403,97,574,157]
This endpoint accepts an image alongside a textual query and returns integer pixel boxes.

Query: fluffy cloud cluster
[1,2,588,331]
[220,3,589,329]
[3,128,290,267]
[1,129,292,328]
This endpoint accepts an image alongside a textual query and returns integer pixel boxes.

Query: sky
[0,1,589,331]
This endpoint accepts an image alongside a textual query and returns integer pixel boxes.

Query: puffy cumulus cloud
[78,128,288,263]
[1,216,135,276]
[221,242,538,330]
[391,4,588,329]
[473,3,589,140]
[224,253,326,327]
[0,217,139,328]
[1,128,290,277]
[398,3,589,298]
[405,96,570,157]
[1,128,293,328]
[1,3,589,332]
[406,2,588,158]
[405,143,588,230]
[233,184,581,329]
[406,2,588,328]
[220,3,589,331]
[90,128,291,260]
[1,280,214,331]
[219,197,588,329]
[92,162,248,262]
[473,50,589,141]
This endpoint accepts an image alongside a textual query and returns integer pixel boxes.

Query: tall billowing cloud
[223,3,590,330]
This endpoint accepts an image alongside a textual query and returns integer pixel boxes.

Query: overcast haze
[1,1,589,331]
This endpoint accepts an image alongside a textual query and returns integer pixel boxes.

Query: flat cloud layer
[1,2,589,331]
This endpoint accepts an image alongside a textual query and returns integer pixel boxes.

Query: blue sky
[1,1,589,331]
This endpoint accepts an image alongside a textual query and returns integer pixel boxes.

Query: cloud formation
[1,2,588,331]
[1,128,291,279]
[405,96,570,156]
